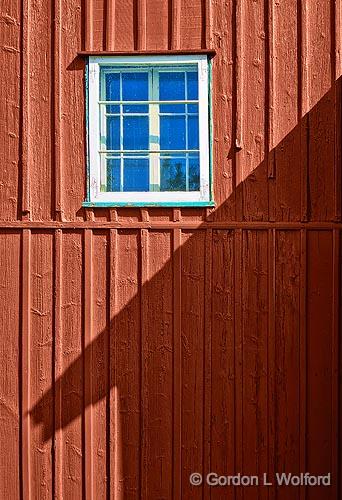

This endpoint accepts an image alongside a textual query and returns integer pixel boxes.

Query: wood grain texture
[181,230,205,498]
[241,230,268,499]
[0,0,340,222]
[61,0,85,222]
[210,0,235,221]
[179,0,204,50]
[275,231,301,500]
[239,0,268,222]
[0,0,20,220]
[92,232,109,498]
[306,231,334,500]
[271,0,302,222]
[210,230,235,500]
[0,232,20,498]
[84,229,94,499]
[30,232,54,499]
[172,228,182,499]
[306,0,335,222]
[21,229,31,499]
[20,0,30,219]
[105,0,115,51]
[28,0,52,220]
[52,229,62,499]
[146,0,169,50]
[142,230,173,499]
[60,231,83,498]
[2,225,341,498]
[112,230,141,498]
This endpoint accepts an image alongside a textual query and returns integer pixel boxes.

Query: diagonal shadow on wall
[29,77,341,496]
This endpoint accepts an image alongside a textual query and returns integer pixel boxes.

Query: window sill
[82,200,215,208]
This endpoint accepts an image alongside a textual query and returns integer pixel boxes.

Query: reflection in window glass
[189,155,200,191]
[99,65,204,194]
[160,157,186,191]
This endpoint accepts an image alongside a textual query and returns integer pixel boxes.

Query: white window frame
[87,54,211,206]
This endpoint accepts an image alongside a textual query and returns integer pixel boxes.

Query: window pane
[159,72,185,100]
[122,72,148,100]
[159,103,186,115]
[188,115,199,150]
[95,64,206,199]
[160,156,186,191]
[104,73,120,113]
[123,158,149,191]
[189,155,200,191]
[104,72,120,99]
[107,158,120,191]
[160,116,186,150]
[187,72,198,99]
[187,72,198,113]
[105,104,120,115]
[187,103,198,114]
[123,116,149,150]
[159,103,185,113]
[122,72,149,112]
[123,104,148,114]
[159,72,185,113]
[106,116,120,150]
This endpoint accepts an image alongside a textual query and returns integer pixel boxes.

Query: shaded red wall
[0,0,341,498]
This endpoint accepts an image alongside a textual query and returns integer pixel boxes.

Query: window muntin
[87,55,211,206]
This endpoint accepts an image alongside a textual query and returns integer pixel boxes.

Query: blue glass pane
[106,104,120,114]
[106,116,120,150]
[107,159,120,191]
[188,115,199,150]
[124,159,149,191]
[160,116,186,150]
[160,104,185,113]
[160,157,186,191]
[123,104,148,114]
[104,72,120,99]
[188,103,198,114]
[105,73,120,113]
[159,72,185,113]
[123,116,149,150]
[160,103,185,114]
[159,72,185,100]
[189,155,200,191]
[187,72,198,99]
[122,72,148,101]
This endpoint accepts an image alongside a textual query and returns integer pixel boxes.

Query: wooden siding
[0,0,341,499]
[0,0,340,223]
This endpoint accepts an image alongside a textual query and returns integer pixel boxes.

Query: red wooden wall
[0,0,341,498]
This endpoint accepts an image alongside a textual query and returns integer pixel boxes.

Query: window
[85,54,212,207]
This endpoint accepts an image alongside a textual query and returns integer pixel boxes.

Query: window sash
[100,67,200,192]
[88,54,210,204]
